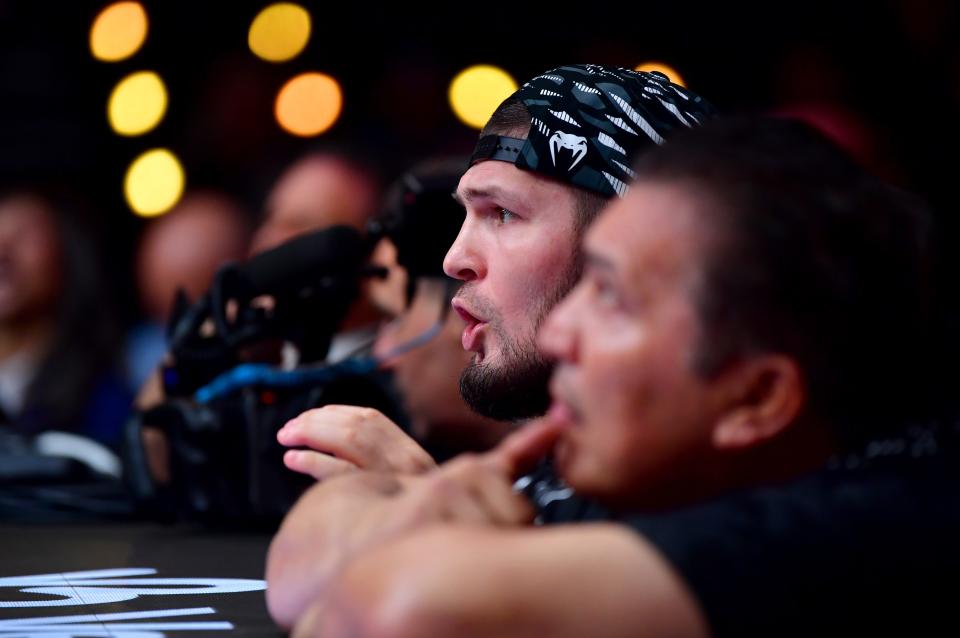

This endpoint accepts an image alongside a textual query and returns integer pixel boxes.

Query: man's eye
[497,208,517,224]
[592,277,620,307]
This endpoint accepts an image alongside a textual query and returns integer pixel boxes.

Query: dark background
[0,0,957,326]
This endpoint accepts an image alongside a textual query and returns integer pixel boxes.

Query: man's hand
[267,469,418,628]
[384,418,563,527]
[266,418,563,629]
[277,405,437,479]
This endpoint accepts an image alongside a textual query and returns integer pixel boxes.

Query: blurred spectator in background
[251,152,380,253]
[127,189,252,390]
[0,187,130,449]
[251,150,383,362]
[772,44,902,182]
[774,103,900,181]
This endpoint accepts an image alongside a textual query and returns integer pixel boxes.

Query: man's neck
[721,422,838,493]
[609,421,839,515]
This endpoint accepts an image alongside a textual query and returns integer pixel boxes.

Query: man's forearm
[293,525,710,638]
[266,471,405,628]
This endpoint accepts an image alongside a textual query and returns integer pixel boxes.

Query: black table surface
[0,523,284,636]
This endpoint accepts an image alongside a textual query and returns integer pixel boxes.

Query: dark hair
[374,156,468,305]
[632,116,934,446]
[481,95,608,234]
[480,95,531,139]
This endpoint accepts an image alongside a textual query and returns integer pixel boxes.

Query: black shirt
[525,423,960,636]
[631,424,960,636]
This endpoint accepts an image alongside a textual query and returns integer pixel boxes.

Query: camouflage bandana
[470,64,718,198]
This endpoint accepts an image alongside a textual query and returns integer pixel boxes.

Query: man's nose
[443,221,484,282]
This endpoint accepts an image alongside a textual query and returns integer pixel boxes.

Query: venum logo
[0,606,231,636]
[0,568,267,636]
[0,568,266,608]
[548,131,588,172]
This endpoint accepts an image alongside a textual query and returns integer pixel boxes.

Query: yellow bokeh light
[124,149,185,217]
[635,62,687,88]
[249,3,311,62]
[108,71,168,136]
[275,72,342,137]
[448,65,518,130]
[90,2,148,62]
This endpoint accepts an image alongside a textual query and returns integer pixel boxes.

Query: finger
[292,598,332,638]
[483,418,565,478]
[283,450,360,481]
[277,417,373,466]
[279,404,367,433]
[400,470,492,526]
[438,489,500,525]
[278,410,434,474]
[466,470,536,525]
[436,456,535,525]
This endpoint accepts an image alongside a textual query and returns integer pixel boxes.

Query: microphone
[164,225,375,395]
[237,224,369,298]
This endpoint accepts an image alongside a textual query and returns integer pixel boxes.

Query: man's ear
[711,355,805,451]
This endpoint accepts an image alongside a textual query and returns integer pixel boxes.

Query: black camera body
[130,371,400,523]
[124,225,403,524]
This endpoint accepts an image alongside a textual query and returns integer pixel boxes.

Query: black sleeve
[620,466,960,637]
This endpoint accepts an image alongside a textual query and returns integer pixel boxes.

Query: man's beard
[458,253,582,422]
[460,337,554,421]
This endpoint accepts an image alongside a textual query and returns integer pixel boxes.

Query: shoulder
[620,454,960,637]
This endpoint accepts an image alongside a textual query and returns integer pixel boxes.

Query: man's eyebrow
[455,186,508,205]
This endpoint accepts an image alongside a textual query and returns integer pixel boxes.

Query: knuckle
[453,453,484,475]
[454,452,480,467]
[393,450,430,474]
[359,407,381,422]
[411,453,436,473]
[425,475,456,498]
[341,425,370,456]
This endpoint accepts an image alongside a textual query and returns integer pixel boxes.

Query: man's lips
[452,300,486,353]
